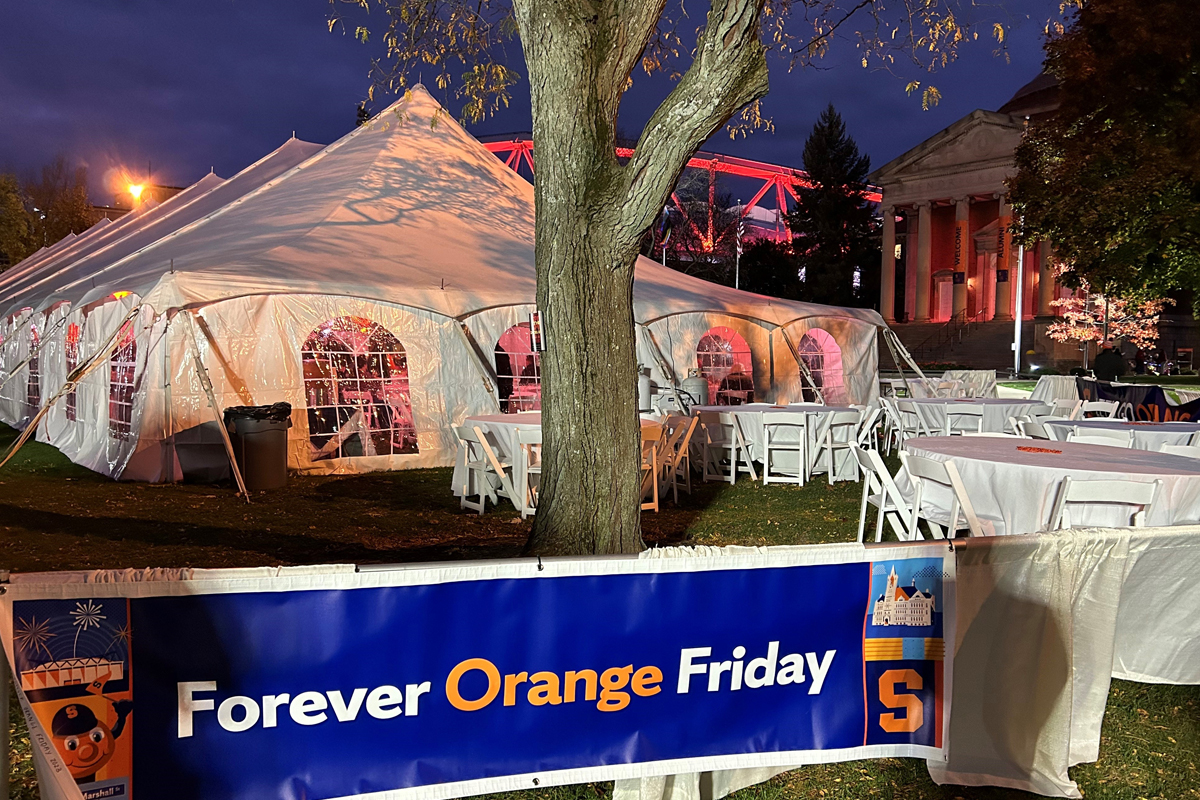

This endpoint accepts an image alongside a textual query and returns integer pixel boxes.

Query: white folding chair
[1067,428,1133,447]
[1047,477,1161,530]
[903,452,987,538]
[1052,398,1083,419]
[1160,442,1200,459]
[1017,416,1051,439]
[896,399,934,440]
[454,425,498,514]
[810,409,862,486]
[514,427,542,519]
[1080,400,1120,418]
[878,397,904,454]
[943,405,984,435]
[659,415,699,502]
[640,424,662,512]
[856,405,883,449]
[762,412,808,486]
[1005,415,1030,437]
[854,445,916,542]
[472,425,519,510]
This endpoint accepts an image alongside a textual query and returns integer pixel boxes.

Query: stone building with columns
[870,74,1071,369]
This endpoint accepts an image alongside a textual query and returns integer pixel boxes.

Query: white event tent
[0,87,890,481]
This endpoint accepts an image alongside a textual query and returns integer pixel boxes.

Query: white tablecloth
[691,403,856,479]
[907,398,1048,434]
[1031,374,1080,402]
[899,436,1200,534]
[1045,418,1200,450]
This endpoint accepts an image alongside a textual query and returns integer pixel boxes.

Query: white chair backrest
[944,404,984,434]
[853,445,916,540]
[1017,416,1050,439]
[763,411,809,429]
[905,453,985,537]
[1052,398,1083,419]
[1160,443,1200,459]
[1067,429,1133,447]
[697,411,729,444]
[516,427,542,445]
[856,406,883,447]
[1048,477,1161,529]
[1080,400,1120,418]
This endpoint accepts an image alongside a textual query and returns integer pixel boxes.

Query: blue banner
[4,547,952,800]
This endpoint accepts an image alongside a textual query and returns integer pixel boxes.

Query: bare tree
[330,0,1015,555]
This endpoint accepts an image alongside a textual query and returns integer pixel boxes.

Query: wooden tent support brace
[779,327,826,405]
[184,312,251,503]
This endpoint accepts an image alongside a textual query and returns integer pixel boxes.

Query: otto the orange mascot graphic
[51,699,133,783]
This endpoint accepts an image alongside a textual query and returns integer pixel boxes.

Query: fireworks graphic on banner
[70,599,107,656]
[13,616,55,660]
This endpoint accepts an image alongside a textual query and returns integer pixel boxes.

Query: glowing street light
[127,184,145,202]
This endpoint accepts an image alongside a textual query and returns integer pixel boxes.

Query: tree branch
[615,0,769,251]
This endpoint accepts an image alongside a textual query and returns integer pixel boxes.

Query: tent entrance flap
[0,314,67,395]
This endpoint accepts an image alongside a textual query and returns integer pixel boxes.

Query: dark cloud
[0,0,1057,202]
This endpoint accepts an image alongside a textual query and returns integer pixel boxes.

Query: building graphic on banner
[11,598,134,799]
[872,567,936,627]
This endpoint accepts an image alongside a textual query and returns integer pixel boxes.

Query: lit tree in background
[1047,280,1171,366]
[330,0,1021,555]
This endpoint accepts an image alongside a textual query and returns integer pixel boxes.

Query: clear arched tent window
[302,316,418,461]
[26,324,40,417]
[494,323,541,413]
[109,322,137,440]
[696,326,754,405]
[65,322,81,421]
[798,328,845,403]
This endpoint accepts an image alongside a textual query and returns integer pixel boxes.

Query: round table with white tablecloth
[897,436,1200,535]
[1045,418,1200,451]
[690,403,857,479]
[451,412,661,497]
[906,397,1050,434]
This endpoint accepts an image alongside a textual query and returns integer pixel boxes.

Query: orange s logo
[878,669,924,733]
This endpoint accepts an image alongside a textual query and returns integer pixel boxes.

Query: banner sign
[2,545,953,800]
[1077,377,1200,421]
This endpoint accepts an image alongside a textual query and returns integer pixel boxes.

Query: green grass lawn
[3,426,1198,800]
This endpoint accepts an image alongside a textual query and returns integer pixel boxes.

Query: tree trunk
[517,6,645,556]
[514,0,769,555]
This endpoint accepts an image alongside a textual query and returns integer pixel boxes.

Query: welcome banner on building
[1,544,953,800]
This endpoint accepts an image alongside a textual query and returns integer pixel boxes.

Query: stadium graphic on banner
[12,598,134,800]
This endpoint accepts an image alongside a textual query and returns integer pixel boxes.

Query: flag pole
[735,199,743,290]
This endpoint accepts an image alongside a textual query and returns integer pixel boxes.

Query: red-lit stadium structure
[483,137,882,253]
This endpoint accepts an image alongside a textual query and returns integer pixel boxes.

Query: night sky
[2,0,1059,203]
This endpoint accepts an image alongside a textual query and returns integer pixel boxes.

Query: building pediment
[872,110,1025,186]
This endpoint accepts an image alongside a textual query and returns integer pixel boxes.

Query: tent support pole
[1,607,8,800]
[193,314,255,405]
[184,312,251,502]
[636,325,685,411]
[881,326,930,397]
[779,327,826,405]
[162,316,175,483]
[455,322,502,413]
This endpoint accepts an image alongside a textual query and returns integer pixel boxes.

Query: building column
[914,202,933,323]
[994,197,1014,321]
[1037,240,1055,316]
[952,198,970,319]
[880,206,896,322]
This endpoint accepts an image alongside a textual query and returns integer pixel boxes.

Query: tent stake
[184,312,251,503]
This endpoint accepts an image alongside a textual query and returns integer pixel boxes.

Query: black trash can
[223,403,292,492]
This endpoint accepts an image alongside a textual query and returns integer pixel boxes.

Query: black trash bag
[223,402,293,432]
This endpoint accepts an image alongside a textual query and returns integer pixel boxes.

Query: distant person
[1094,343,1127,383]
